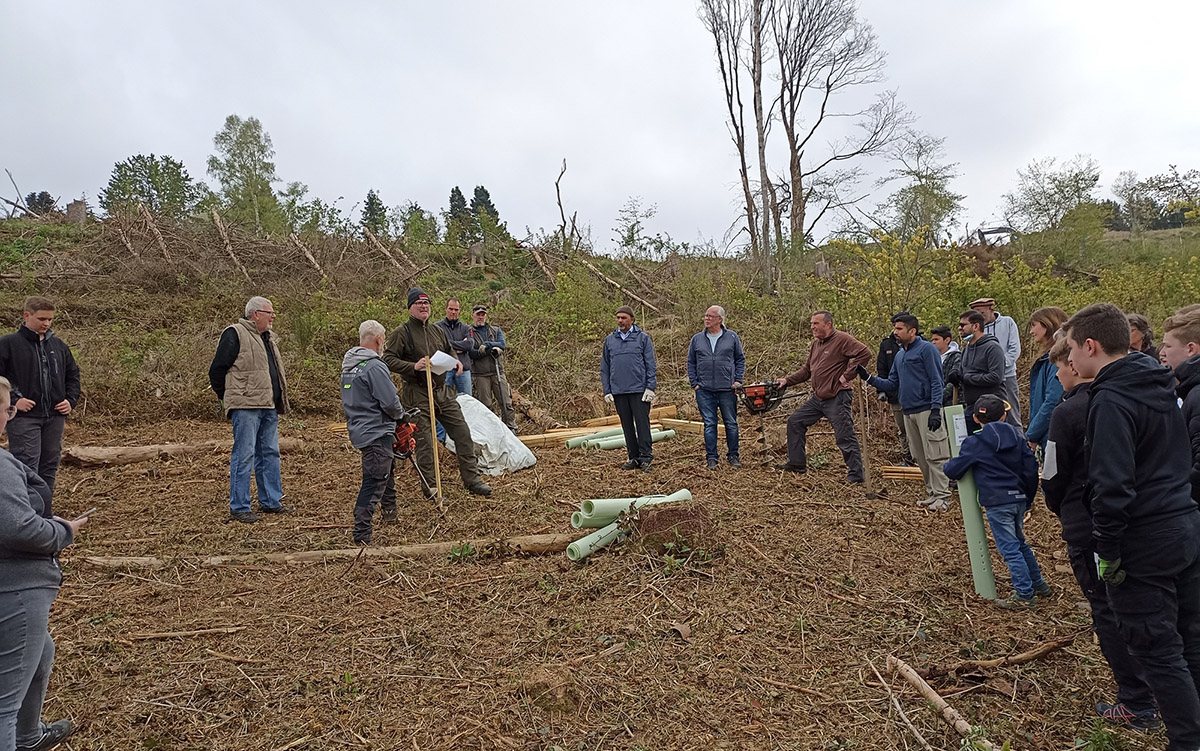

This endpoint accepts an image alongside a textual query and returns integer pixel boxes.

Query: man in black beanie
[383,288,490,500]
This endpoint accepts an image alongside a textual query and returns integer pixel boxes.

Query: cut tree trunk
[509,387,564,431]
[63,438,305,468]
[81,533,577,569]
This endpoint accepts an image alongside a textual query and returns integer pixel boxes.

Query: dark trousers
[786,392,863,481]
[613,393,653,464]
[353,435,397,544]
[5,415,66,513]
[694,388,739,461]
[1108,514,1200,749]
[1066,544,1154,711]
[401,381,482,496]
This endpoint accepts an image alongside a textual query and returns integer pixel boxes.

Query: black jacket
[958,333,1005,409]
[1042,382,1093,548]
[877,335,901,405]
[0,326,81,419]
[941,348,963,406]
[1175,354,1200,502]
[1086,352,1198,560]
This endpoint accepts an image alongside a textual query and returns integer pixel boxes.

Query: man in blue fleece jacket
[944,394,1049,609]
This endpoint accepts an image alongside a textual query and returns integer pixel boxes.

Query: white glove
[642,389,655,403]
[604,393,614,405]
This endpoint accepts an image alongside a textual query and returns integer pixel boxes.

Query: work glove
[642,389,656,403]
[927,408,942,432]
[947,370,963,386]
[1098,557,1126,585]
[855,365,870,381]
[604,393,614,405]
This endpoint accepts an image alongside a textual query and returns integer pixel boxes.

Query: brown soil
[42,414,1163,750]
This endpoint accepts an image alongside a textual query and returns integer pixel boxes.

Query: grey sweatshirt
[983,312,1022,378]
[0,449,73,593]
[340,347,406,449]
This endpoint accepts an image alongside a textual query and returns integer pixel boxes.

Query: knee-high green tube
[945,404,997,600]
[580,489,693,518]
[566,426,626,448]
[566,521,624,561]
[587,429,676,450]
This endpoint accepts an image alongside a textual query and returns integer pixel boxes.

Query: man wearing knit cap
[383,288,491,499]
[601,305,658,471]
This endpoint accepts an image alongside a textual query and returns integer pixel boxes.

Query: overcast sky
[2,1,1197,251]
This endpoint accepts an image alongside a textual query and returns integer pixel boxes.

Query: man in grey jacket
[341,320,408,545]
[969,297,1022,428]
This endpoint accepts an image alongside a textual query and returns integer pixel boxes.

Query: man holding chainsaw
[341,320,410,545]
[774,311,872,482]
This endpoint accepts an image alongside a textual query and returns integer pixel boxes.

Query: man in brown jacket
[383,288,490,500]
[775,311,872,482]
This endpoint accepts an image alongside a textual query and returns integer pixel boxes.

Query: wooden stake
[858,385,875,499]
[289,233,326,278]
[138,202,171,259]
[211,210,251,281]
[888,654,996,749]
[424,361,444,510]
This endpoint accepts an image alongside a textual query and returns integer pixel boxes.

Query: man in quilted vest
[209,296,292,523]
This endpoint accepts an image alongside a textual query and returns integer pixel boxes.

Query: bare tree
[771,0,908,252]
[698,0,760,264]
[1002,154,1101,232]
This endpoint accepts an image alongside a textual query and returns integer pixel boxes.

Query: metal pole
[944,404,997,600]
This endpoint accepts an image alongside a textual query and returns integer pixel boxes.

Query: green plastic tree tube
[944,404,997,600]
[587,429,676,450]
[566,521,624,561]
[565,426,626,449]
[572,489,694,529]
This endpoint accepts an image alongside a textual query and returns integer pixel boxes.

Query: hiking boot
[707,459,719,470]
[621,460,641,471]
[229,511,261,524]
[640,461,653,473]
[995,593,1036,610]
[1034,581,1053,598]
[774,463,806,474]
[467,482,492,496]
[259,505,294,515]
[381,508,398,524]
[1095,702,1162,733]
[728,456,742,468]
[17,719,72,751]
[352,537,371,547]
[847,476,864,485]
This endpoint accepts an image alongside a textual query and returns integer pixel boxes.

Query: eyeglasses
[256,310,277,317]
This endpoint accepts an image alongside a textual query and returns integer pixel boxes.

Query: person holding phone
[0,375,87,750]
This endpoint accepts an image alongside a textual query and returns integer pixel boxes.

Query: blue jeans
[985,504,1046,598]
[0,587,57,749]
[437,371,472,442]
[229,408,284,514]
[694,388,739,461]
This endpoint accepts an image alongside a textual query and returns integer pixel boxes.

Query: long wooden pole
[424,360,444,505]
[858,384,876,500]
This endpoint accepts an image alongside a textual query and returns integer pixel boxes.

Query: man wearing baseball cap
[601,305,658,471]
[469,305,518,433]
[382,288,490,500]
[968,297,1022,428]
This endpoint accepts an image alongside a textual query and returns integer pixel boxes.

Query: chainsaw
[734,382,806,462]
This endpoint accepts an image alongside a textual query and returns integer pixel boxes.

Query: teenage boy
[947,309,1005,431]
[1065,302,1200,750]
[1041,336,1157,730]
[1162,306,1200,503]
[943,394,1049,608]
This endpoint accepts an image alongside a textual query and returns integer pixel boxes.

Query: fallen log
[509,387,564,431]
[63,438,305,468]
[81,533,576,570]
[581,405,678,428]
[918,631,1081,679]
[887,654,996,749]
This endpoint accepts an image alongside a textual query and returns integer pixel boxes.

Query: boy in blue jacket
[944,394,1050,608]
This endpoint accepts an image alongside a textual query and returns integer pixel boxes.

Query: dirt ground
[41,413,1166,751]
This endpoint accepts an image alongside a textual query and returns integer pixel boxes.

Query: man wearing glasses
[208,296,292,523]
[0,295,80,513]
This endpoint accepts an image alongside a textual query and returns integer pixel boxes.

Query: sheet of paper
[429,350,458,375]
[952,413,968,450]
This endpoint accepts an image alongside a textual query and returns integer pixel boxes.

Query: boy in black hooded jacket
[1161,306,1200,503]
[1065,303,1200,750]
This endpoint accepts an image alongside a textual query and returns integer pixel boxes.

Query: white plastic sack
[443,394,536,476]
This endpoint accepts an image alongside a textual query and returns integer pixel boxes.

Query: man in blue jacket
[1066,302,1200,750]
[687,305,745,469]
[601,306,658,472]
[858,312,951,510]
[944,394,1049,608]
[341,320,408,546]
